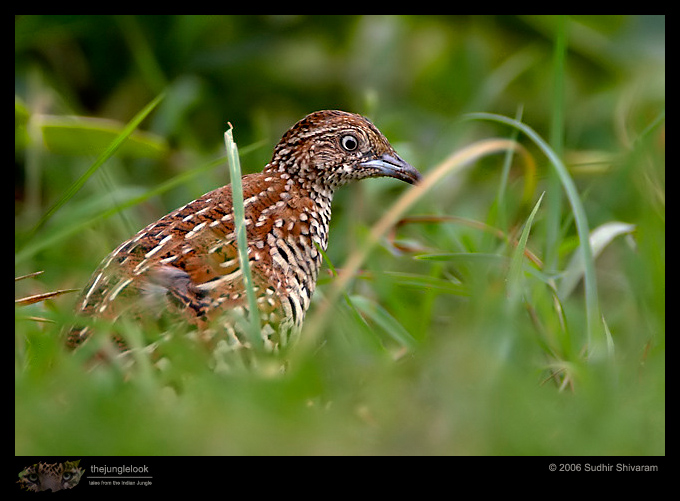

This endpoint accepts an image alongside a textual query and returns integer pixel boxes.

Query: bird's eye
[340,134,358,152]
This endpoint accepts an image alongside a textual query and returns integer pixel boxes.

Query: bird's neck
[262,163,337,253]
[307,181,334,253]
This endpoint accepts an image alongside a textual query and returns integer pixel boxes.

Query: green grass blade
[492,105,524,233]
[224,125,262,349]
[545,15,568,275]
[20,92,165,247]
[349,295,418,351]
[381,271,468,296]
[507,192,544,305]
[39,115,167,158]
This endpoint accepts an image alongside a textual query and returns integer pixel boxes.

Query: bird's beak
[360,153,422,185]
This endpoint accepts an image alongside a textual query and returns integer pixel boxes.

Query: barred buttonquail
[68,110,421,355]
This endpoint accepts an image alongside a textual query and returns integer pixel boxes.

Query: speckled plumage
[68,110,420,355]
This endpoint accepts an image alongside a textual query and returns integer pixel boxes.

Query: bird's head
[267,110,421,190]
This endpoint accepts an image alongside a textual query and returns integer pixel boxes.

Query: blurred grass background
[15,15,664,455]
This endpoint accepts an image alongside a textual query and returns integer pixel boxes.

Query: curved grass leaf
[40,115,167,158]
[21,92,165,246]
[467,112,610,360]
[559,221,636,299]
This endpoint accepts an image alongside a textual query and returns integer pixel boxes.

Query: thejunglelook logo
[17,460,84,492]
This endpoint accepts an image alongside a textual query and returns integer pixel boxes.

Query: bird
[67,110,421,362]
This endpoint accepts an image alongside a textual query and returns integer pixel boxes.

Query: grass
[224,124,262,347]
[16,15,664,456]
[468,112,609,359]
[18,93,166,246]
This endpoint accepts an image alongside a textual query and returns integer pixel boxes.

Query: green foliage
[16,15,664,455]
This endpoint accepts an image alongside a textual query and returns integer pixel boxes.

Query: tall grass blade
[224,125,262,348]
[493,105,525,233]
[545,15,568,275]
